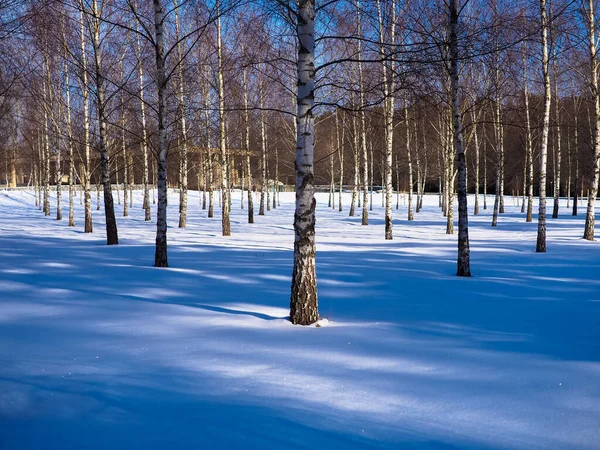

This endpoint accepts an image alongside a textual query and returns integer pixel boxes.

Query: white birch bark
[51,63,63,221]
[573,98,579,216]
[552,57,561,219]
[356,0,368,225]
[259,75,267,216]
[483,134,487,210]
[90,0,118,245]
[243,65,254,223]
[523,40,534,223]
[377,0,394,238]
[450,0,470,276]
[79,6,92,232]
[446,115,455,234]
[175,2,188,228]
[584,0,600,240]
[153,0,168,266]
[537,0,551,252]
[337,109,344,212]
[471,110,480,215]
[217,0,230,235]
[406,100,414,221]
[290,0,319,325]
[42,57,50,217]
[349,95,359,217]
[122,95,128,217]
[136,28,151,221]
[274,144,279,209]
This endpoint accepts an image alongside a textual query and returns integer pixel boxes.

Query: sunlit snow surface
[0,189,598,449]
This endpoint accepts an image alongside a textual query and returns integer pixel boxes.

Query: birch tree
[376,0,394,239]
[87,0,118,245]
[136,28,151,222]
[153,0,168,266]
[536,0,551,252]
[551,45,561,219]
[243,63,254,223]
[584,0,600,241]
[290,0,319,325]
[79,6,92,233]
[523,38,534,223]
[216,0,230,236]
[449,0,470,276]
[64,41,76,227]
[175,2,188,229]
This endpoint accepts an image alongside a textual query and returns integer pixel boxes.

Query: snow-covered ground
[0,188,598,450]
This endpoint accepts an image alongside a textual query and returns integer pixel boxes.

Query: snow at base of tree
[0,189,598,449]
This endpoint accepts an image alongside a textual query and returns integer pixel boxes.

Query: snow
[0,188,598,449]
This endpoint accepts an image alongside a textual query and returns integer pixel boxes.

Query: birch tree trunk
[418,124,427,212]
[202,78,214,218]
[217,0,230,236]
[406,102,414,221]
[136,30,151,222]
[415,116,424,212]
[64,37,75,225]
[329,149,334,208]
[369,140,373,211]
[173,3,188,228]
[483,134,487,210]
[537,0,551,252]
[201,156,206,210]
[42,59,50,217]
[91,0,118,245]
[356,0,368,225]
[78,7,92,232]
[208,150,214,217]
[584,0,600,240]
[243,66,254,223]
[54,86,62,221]
[492,165,500,227]
[396,157,401,209]
[290,0,319,325]
[38,136,43,210]
[471,111,480,215]
[492,19,505,216]
[521,156,526,213]
[377,0,394,238]
[33,158,39,208]
[116,158,120,205]
[153,0,168,266]
[573,104,579,216]
[438,137,443,210]
[416,138,422,213]
[349,99,358,216]
[338,109,344,212]
[420,164,427,211]
[274,144,279,209]
[552,59,561,219]
[122,107,128,217]
[446,117,455,234]
[524,41,534,223]
[492,92,503,226]
[450,0,470,276]
[129,154,133,208]
[267,153,271,212]
[259,77,267,216]
[567,127,571,209]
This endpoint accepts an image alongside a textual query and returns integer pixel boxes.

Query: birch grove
[1,0,599,325]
